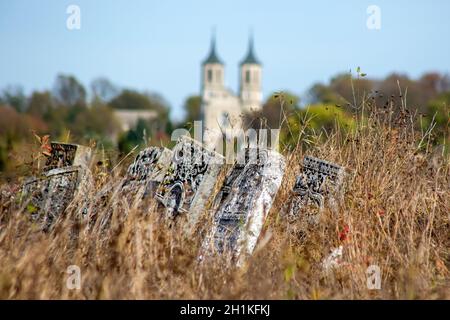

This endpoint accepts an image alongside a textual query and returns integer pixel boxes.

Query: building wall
[113,109,158,132]
[202,87,242,146]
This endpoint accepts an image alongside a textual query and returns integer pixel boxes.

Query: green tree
[0,105,48,171]
[182,95,202,124]
[279,104,355,151]
[0,85,27,112]
[53,74,87,107]
[245,92,300,130]
[308,73,373,109]
[70,102,121,143]
[27,91,54,118]
[109,89,166,112]
[423,92,450,148]
[90,77,119,103]
[117,118,150,154]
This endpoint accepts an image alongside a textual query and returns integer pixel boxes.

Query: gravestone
[200,148,285,264]
[22,166,92,231]
[84,147,173,233]
[121,146,173,200]
[44,142,92,171]
[210,148,255,211]
[156,135,225,230]
[22,142,93,231]
[286,156,345,224]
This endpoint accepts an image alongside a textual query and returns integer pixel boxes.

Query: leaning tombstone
[22,165,93,231]
[21,142,93,231]
[83,146,174,234]
[285,155,345,225]
[200,148,285,265]
[156,135,225,232]
[120,146,173,202]
[210,148,256,211]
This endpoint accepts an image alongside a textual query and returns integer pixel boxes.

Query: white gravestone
[156,135,225,230]
[200,148,285,265]
[121,146,173,200]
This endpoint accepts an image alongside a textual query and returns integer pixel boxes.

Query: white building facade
[201,35,263,148]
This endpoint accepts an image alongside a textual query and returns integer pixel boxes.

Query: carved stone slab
[121,146,173,199]
[44,142,92,171]
[156,135,225,228]
[287,156,344,224]
[81,147,173,233]
[201,148,285,264]
[22,166,92,231]
[210,148,254,211]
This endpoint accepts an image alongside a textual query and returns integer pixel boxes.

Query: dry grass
[0,99,449,300]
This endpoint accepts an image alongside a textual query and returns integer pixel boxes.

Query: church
[200,34,263,147]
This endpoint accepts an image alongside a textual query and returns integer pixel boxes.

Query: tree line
[0,74,173,175]
[0,71,448,178]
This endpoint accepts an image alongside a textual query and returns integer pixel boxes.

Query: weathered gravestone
[22,166,92,231]
[82,146,174,233]
[156,135,225,231]
[200,148,285,264]
[121,146,173,200]
[286,156,345,224]
[44,142,92,171]
[21,142,92,231]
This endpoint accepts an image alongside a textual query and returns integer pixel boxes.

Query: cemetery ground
[0,103,449,300]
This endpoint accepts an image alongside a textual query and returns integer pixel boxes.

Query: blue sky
[1,0,450,120]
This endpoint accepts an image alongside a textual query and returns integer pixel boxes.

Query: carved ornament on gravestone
[121,146,173,200]
[156,135,225,230]
[84,146,174,233]
[200,148,285,265]
[21,142,93,231]
[22,165,92,231]
[286,155,345,225]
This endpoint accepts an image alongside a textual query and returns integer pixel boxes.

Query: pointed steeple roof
[240,34,261,65]
[202,32,223,65]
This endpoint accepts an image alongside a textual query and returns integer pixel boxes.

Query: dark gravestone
[44,142,92,171]
[200,148,285,265]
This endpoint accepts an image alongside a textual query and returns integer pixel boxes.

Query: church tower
[200,32,263,149]
[201,33,239,147]
[201,34,224,104]
[239,35,262,113]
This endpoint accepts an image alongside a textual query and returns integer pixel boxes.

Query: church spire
[240,32,260,65]
[203,30,223,65]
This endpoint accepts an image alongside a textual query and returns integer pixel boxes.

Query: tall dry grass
[0,92,449,299]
